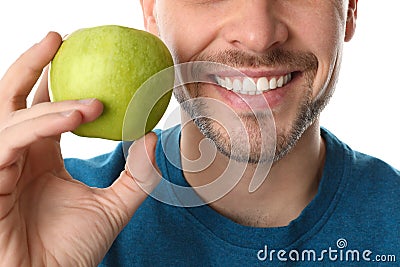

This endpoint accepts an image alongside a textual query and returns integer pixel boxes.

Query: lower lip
[212,77,295,111]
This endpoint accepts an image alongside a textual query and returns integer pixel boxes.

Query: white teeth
[277,76,284,87]
[243,77,257,95]
[269,77,277,90]
[233,79,241,92]
[257,77,269,91]
[215,73,293,95]
[225,77,233,90]
[216,76,226,88]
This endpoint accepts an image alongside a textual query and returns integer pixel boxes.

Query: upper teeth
[215,73,292,95]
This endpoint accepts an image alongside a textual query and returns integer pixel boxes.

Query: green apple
[49,25,174,141]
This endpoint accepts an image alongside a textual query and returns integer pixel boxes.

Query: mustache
[197,48,319,71]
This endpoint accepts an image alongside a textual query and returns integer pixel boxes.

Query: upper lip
[211,68,297,79]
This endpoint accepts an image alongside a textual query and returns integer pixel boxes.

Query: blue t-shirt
[65,126,400,266]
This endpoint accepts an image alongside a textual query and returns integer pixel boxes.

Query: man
[0,0,398,266]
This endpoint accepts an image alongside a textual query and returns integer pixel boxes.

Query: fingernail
[60,110,76,117]
[78,98,96,105]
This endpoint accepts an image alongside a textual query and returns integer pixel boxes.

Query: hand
[0,32,160,267]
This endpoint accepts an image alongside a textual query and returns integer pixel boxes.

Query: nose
[221,1,289,54]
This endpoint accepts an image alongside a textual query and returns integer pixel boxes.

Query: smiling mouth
[213,72,295,95]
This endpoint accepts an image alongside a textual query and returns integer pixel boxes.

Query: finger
[0,32,62,115]
[0,159,24,196]
[3,98,103,130]
[104,132,161,221]
[0,110,84,168]
[31,66,50,105]
[126,132,162,194]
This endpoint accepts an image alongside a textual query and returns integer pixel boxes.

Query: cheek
[300,20,344,100]
[283,1,346,99]
[313,35,343,100]
[156,9,219,63]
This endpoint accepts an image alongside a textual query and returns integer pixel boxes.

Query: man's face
[142,0,357,163]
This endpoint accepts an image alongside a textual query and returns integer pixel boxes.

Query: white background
[0,1,398,169]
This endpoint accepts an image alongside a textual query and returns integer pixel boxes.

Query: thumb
[107,132,161,219]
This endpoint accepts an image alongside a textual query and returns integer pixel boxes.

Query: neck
[180,112,326,228]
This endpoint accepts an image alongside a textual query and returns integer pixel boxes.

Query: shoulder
[321,127,400,204]
[321,127,399,178]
